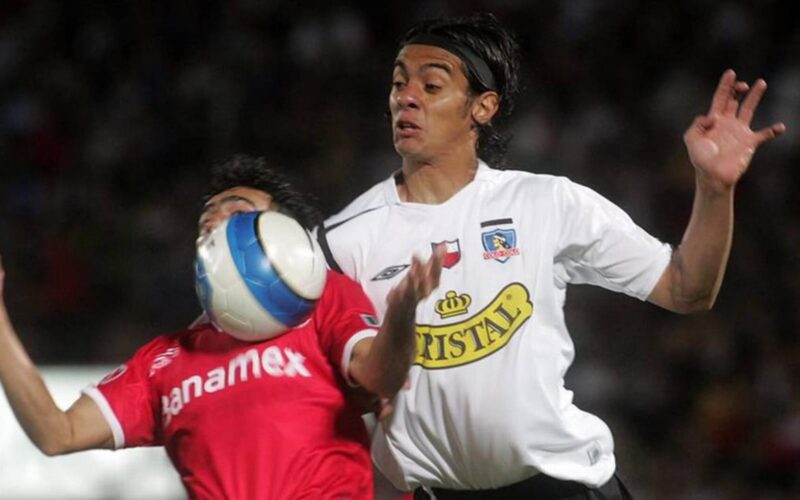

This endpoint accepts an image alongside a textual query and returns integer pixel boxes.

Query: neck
[397,151,479,205]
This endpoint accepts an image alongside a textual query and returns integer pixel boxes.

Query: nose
[393,84,421,110]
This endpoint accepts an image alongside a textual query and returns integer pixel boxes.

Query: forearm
[0,305,74,455]
[666,174,734,312]
[651,69,785,313]
[349,250,442,398]
[354,298,417,398]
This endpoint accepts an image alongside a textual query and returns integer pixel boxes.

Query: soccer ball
[194,211,327,341]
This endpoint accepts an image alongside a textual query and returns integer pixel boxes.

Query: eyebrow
[393,59,454,76]
[201,195,256,213]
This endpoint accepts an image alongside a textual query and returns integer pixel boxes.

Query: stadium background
[0,1,798,498]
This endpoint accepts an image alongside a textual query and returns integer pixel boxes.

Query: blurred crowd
[0,1,798,498]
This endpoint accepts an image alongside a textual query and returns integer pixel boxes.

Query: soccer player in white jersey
[317,14,786,500]
[0,155,443,499]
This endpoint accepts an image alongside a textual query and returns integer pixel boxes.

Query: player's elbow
[670,292,717,314]
[657,262,720,314]
[29,423,77,457]
[40,445,64,457]
[686,296,717,314]
[36,437,71,457]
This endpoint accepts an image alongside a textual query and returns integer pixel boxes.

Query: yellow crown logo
[435,291,472,319]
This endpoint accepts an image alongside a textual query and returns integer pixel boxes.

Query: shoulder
[480,166,575,199]
[323,179,390,233]
[125,327,198,364]
[479,167,620,227]
[318,178,392,274]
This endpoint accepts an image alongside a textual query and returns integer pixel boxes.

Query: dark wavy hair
[399,13,521,168]
[204,155,322,230]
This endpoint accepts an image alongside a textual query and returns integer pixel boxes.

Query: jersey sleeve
[81,338,168,449]
[552,177,672,300]
[313,271,379,384]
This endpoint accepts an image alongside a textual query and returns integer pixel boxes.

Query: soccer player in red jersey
[0,155,443,499]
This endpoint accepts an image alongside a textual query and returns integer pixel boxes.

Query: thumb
[684,115,713,143]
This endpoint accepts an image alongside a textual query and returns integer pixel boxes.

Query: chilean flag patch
[431,239,461,269]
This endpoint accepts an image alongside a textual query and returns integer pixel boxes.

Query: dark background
[0,1,798,498]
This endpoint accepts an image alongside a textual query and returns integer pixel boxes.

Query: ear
[471,91,500,125]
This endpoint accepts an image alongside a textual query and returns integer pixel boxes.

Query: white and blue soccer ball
[194,211,327,341]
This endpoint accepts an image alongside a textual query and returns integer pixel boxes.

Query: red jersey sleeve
[81,336,172,449]
[313,271,379,383]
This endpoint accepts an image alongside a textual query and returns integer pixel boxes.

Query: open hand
[684,69,786,190]
[385,244,445,314]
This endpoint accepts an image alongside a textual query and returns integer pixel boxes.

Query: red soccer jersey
[83,271,379,500]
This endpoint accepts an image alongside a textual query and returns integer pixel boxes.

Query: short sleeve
[552,177,672,300]
[81,338,169,449]
[312,271,379,383]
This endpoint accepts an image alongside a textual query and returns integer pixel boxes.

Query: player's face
[390,45,475,162]
[197,186,273,241]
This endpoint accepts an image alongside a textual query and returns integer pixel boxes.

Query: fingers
[400,255,422,297]
[419,245,444,298]
[733,81,750,94]
[704,70,784,138]
[709,69,737,115]
[753,122,787,144]
[377,398,394,421]
[408,255,421,278]
[738,79,767,125]
[709,70,767,118]
[735,77,785,142]
[726,82,748,115]
[426,244,445,290]
[399,246,444,302]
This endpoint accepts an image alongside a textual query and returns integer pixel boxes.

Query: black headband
[404,34,498,93]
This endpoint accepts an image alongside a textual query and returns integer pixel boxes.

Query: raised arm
[348,246,444,398]
[648,69,786,313]
[0,254,113,455]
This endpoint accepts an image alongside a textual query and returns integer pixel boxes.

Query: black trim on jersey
[317,223,343,273]
[316,206,383,274]
[480,218,513,228]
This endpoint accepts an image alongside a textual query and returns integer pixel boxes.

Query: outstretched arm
[0,255,113,455]
[349,246,444,398]
[649,69,786,313]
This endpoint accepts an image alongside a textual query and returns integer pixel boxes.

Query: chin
[394,141,425,160]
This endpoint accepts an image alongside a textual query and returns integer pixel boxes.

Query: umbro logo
[371,264,410,281]
[361,314,380,327]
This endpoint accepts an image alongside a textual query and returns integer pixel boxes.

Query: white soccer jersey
[320,162,672,491]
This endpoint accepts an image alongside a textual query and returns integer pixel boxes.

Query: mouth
[394,119,421,138]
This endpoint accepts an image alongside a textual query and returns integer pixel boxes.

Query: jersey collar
[385,160,492,206]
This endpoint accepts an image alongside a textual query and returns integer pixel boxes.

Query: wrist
[694,169,735,197]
